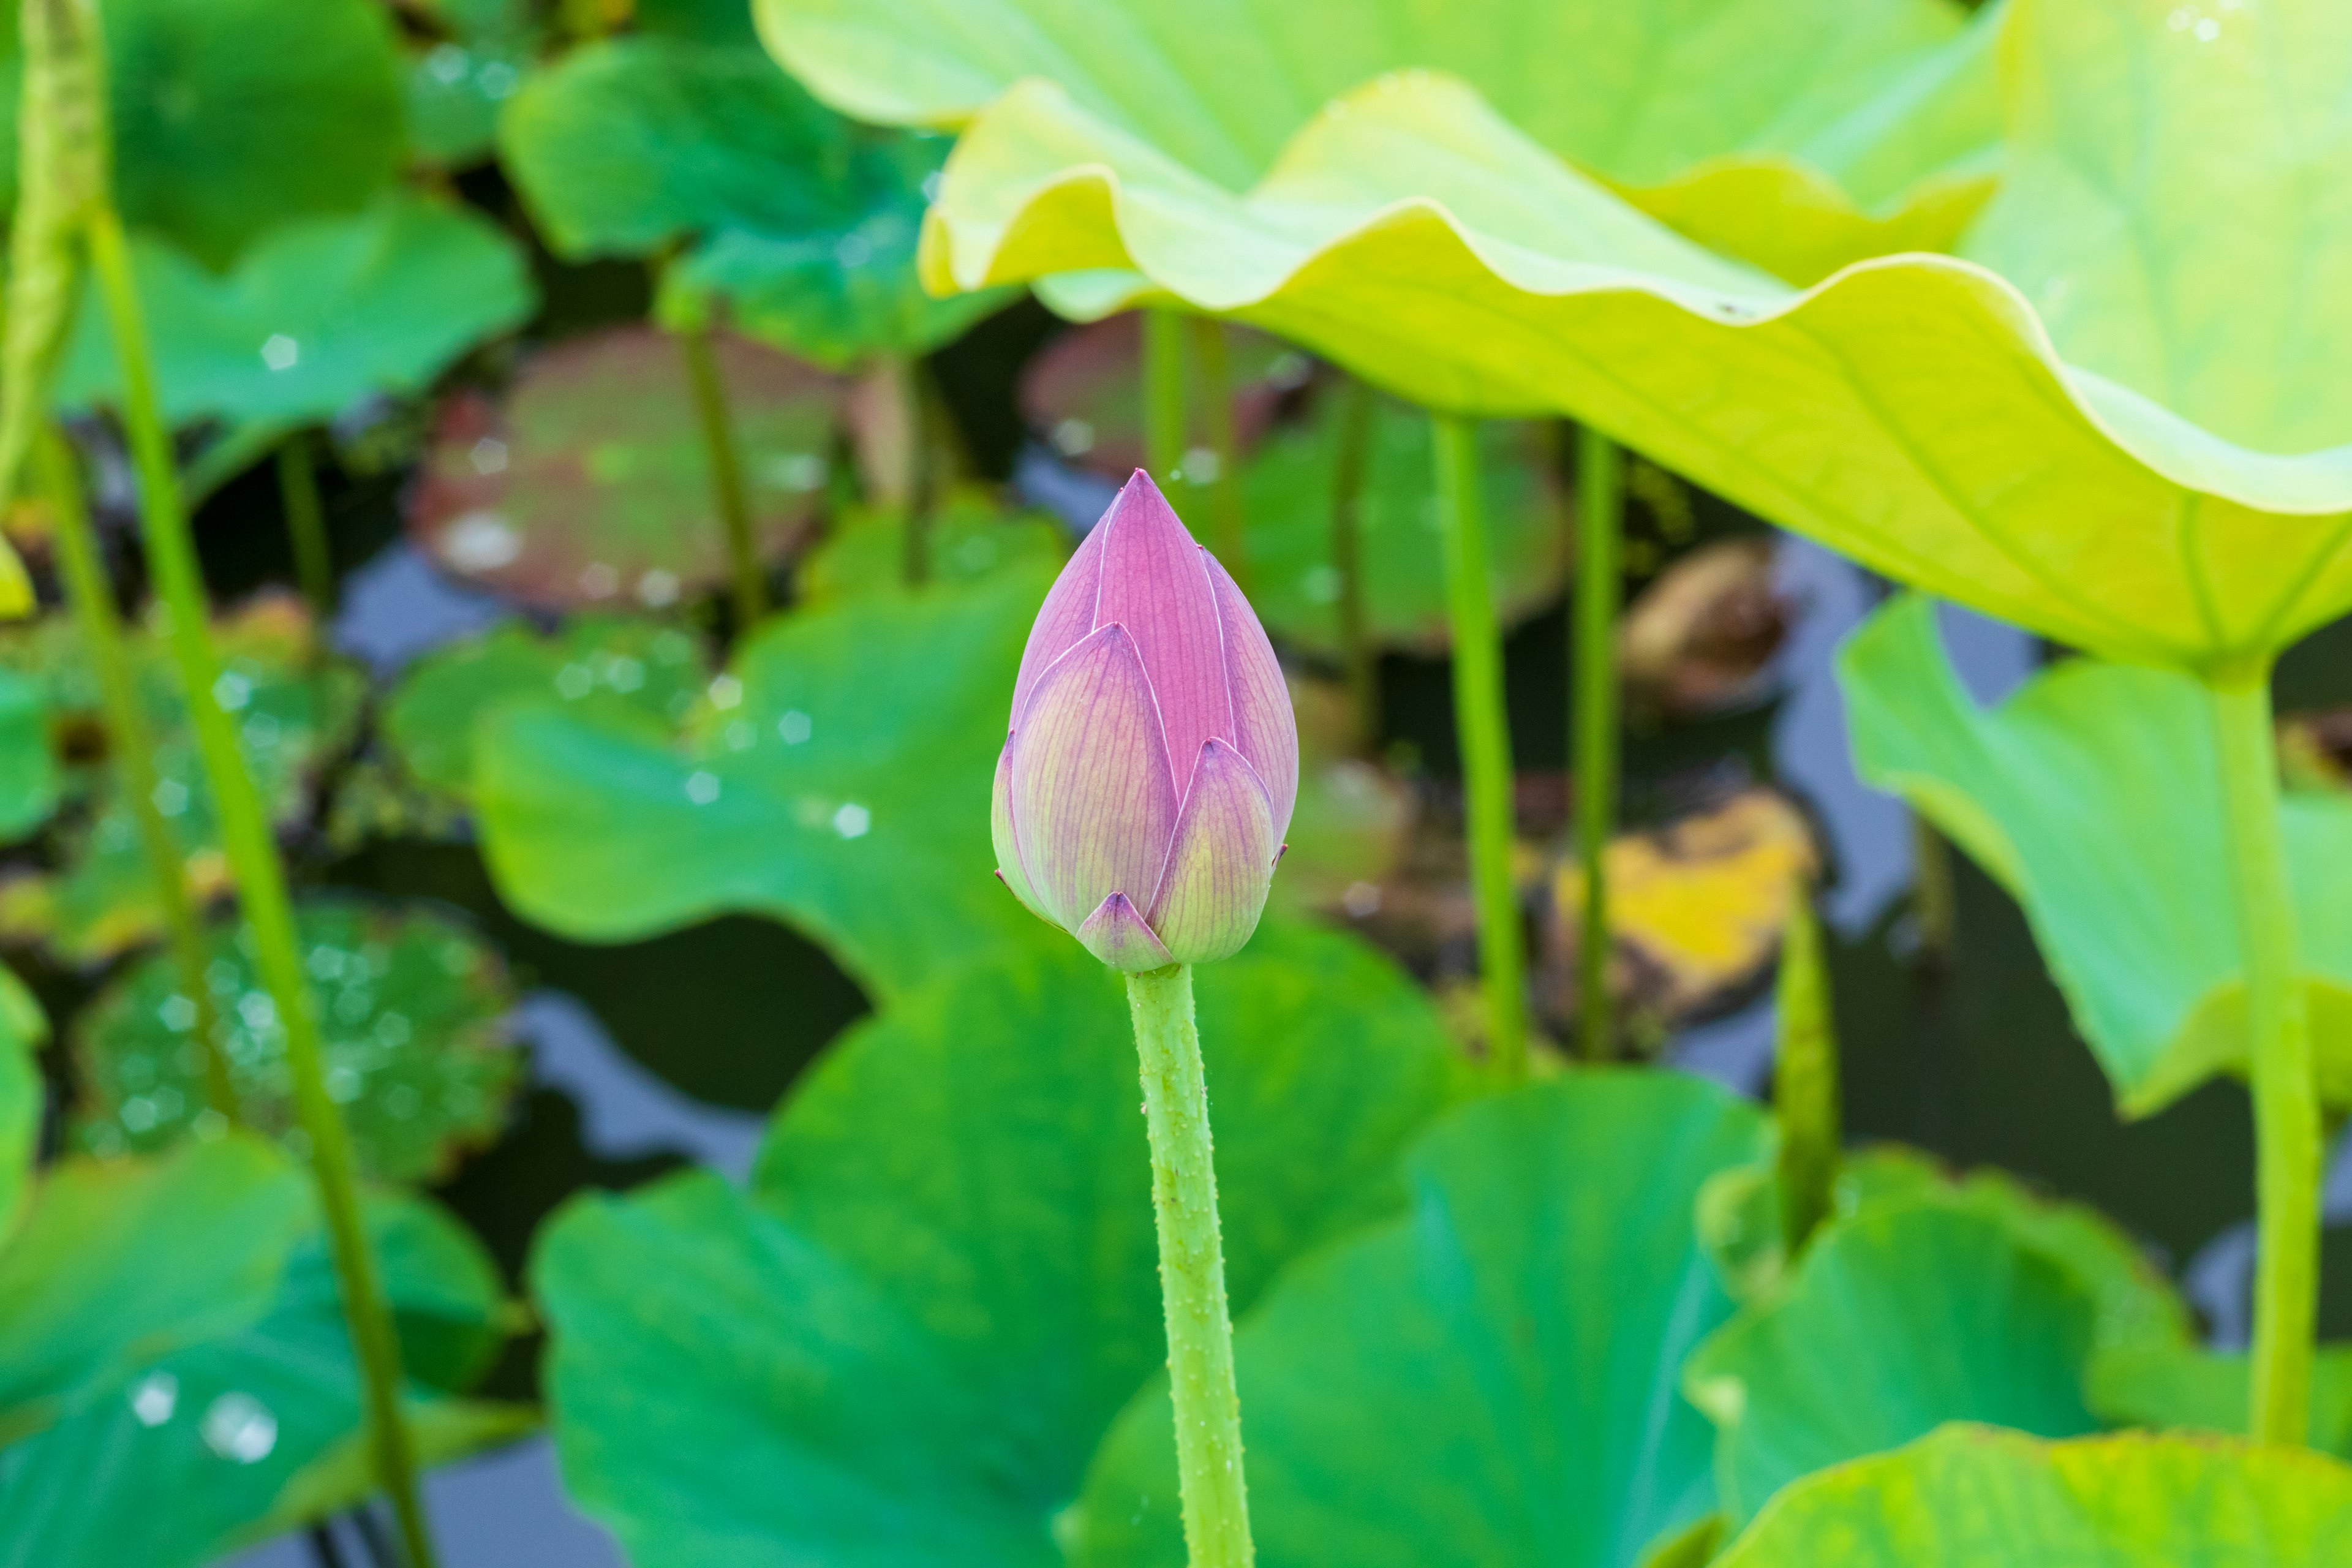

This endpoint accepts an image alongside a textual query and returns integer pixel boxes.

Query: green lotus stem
[2209,666,2318,1447]
[1188,315,1249,595]
[1123,963,1254,1568]
[88,203,441,1568]
[1773,892,1839,1257]
[1433,413,1528,1080]
[853,353,927,586]
[674,318,766,627]
[1329,379,1377,755]
[1911,811,1958,969]
[1575,426,1621,1061]
[34,425,236,1125]
[1143,307,1187,483]
[276,429,334,622]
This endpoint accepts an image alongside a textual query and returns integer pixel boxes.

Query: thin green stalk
[2209,666,2318,1447]
[36,425,235,1123]
[1433,413,1528,1080]
[276,429,334,622]
[1773,893,1839,1257]
[1143,307,1187,484]
[1911,811,1958,970]
[853,353,926,585]
[1188,315,1249,593]
[1575,426,1621,1062]
[89,204,440,1568]
[1122,964,1254,1568]
[674,319,766,627]
[1329,379,1377,755]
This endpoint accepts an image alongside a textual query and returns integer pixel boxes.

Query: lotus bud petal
[993,472,1298,970]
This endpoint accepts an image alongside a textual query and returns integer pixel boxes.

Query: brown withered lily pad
[408,325,845,609]
[1545,788,1819,1038]
[1019,314,1306,477]
[1619,536,1791,717]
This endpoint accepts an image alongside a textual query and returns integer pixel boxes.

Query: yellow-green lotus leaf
[757,0,2002,283]
[899,0,2352,669]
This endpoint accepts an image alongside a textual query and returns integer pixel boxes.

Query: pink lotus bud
[992,471,1298,971]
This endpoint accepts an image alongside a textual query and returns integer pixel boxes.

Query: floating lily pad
[533,925,1463,1567]
[53,194,537,428]
[0,1136,309,1447]
[0,1189,533,1568]
[0,597,367,965]
[502,34,1006,366]
[1713,1426,2352,1568]
[1619,537,1789,717]
[1075,1071,1764,1567]
[383,616,715,802]
[761,0,1999,285]
[408,325,844,610]
[896,0,2352,669]
[1019,314,1305,478]
[476,561,1064,1001]
[1839,593,2352,1115]
[1238,390,1566,655]
[69,897,523,1185]
[793,490,1068,607]
[1683,1202,2101,1522]
[0,0,405,268]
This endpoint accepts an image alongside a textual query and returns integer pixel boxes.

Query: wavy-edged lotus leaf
[500,33,1005,366]
[0,597,366,964]
[0,0,404,268]
[1019,315,1303,479]
[0,665,55,843]
[477,562,1064,1001]
[902,0,2352,670]
[2090,1340,2352,1460]
[533,925,1464,1567]
[793,489,1068,608]
[758,0,2001,284]
[408,325,843,611]
[1695,1146,2192,1361]
[384,616,715,802]
[1074,1071,1763,1568]
[67,897,523,1185]
[0,967,40,1245]
[404,0,540,167]
[1713,1425,2352,1567]
[1240,389,1564,655]
[1839,593,2352,1115]
[0,1135,309,1447]
[53,194,537,428]
[0,1189,532,1568]
[1683,1202,2100,1523]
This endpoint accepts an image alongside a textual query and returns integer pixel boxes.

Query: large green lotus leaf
[68,896,525,1185]
[0,598,367,965]
[406,325,842,611]
[383,615,715,802]
[793,491,1068,608]
[1683,1202,2098,1523]
[1241,390,1563,655]
[2090,1341,2352,1461]
[0,665,56,842]
[404,0,539,168]
[533,925,1464,1567]
[0,1136,308,1446]
[1839,593,2352,1115]
[0,967,39,1244]
[501,34,1005,366]
[900,0,2352,669]
[758,0,2000,284]
[1712,1425,2352,1567]
[1072,1071,1763,1568]
[476,562,1066,1001]
[52,194,535,428]
[0,1189,533,1568]
[0,0,404,268]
